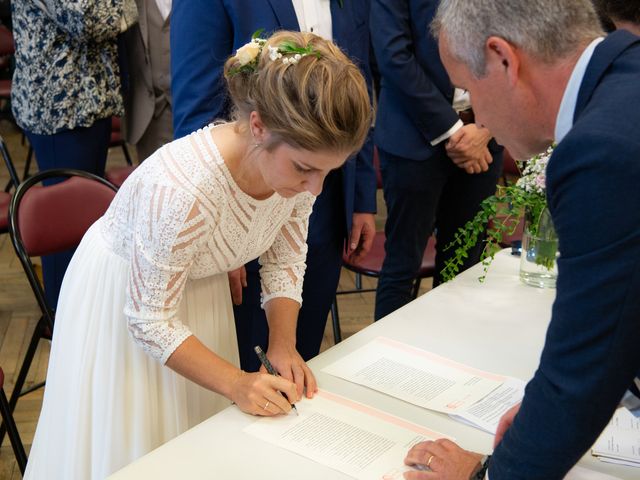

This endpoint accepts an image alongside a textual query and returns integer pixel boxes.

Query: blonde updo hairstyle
[224,31,371,156]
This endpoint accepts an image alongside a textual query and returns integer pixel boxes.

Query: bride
[24,31,372,479]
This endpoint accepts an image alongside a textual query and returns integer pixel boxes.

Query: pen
[253,345,299,415]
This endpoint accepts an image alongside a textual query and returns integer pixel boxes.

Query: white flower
[268,46,282,61]
[235,41,261,66]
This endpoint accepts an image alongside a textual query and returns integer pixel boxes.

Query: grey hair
[432,0,604,77]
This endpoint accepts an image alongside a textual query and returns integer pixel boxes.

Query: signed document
[322,337,504,414]
[244,390,449,480]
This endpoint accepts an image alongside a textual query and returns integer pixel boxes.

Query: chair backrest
[9,169,117,320]
[11,169,117,256]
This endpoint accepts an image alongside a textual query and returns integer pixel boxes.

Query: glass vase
[519,208,558,288]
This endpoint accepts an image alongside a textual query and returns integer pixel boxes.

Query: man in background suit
[403,1,640,479]
[170,0,377,376]
[370,0,503,321]
[123,0,173,161]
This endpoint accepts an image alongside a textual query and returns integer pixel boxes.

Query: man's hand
[404,438,483,480]
[227,266,247,305]
[264,339,318,400]
[494,402,521,447]
[348,212,376,263]
[446,124,493,174]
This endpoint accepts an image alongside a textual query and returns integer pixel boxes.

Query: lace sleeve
[259,192,316,307]
[124,185,210,364]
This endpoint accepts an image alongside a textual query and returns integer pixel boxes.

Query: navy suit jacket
[491,31,640,479]
[370,0,459,161]
[170,0,377,230]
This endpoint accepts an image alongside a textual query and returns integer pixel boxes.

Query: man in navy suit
[170,1,377,375]
[371,0,503,321]
[403,1,640,479]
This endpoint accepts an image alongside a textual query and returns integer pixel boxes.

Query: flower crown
[229,30,321,76]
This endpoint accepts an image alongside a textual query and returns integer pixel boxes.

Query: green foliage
[441,147,553,282]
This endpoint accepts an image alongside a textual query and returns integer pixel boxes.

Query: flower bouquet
[441,146,557,284]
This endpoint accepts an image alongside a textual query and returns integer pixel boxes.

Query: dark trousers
[234,170,345,371]
[374,146,502,320]
[25,118,111,309]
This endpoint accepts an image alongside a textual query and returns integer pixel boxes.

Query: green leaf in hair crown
[229,30,322,76]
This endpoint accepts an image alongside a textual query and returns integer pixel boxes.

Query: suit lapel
[135,0,149,51]
[266,0,300,31]
[575,30,639,121]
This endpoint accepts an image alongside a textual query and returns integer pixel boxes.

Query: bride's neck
[213,122,273,199]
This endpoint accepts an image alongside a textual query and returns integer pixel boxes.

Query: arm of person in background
[258,192,319,398]
[37,0,128,41]
[370,0,459,146]
[347,10,377,264]
[170,0,233,138]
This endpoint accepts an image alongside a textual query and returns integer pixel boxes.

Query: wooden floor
[0,119,430,478]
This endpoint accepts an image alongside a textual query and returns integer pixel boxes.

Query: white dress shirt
[154,0,172,21]
[291,0,333,41]
[554,37,604,143]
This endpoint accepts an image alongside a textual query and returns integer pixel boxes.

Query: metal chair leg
[0,389,27,474]
[411,278,423,299]
[330,298,343,344]
[121,144,133,166]
[0,317,42,447]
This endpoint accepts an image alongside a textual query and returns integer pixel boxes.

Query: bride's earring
[250,128,262,148]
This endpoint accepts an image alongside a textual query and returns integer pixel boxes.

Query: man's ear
[486,36,520,86]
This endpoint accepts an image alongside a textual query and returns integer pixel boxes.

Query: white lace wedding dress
[24,125,315,480]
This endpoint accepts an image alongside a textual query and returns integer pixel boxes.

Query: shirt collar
[554,37,604,143]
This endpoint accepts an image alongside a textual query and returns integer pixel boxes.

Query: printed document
[322,337,504,414]
[451,377,526,434]
[244,390,450,480]
[592,407,640,468]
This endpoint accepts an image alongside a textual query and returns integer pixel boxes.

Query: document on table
[244,389,451,480]
[322,337,505,414]
[592,407,640,468]
[450,377,526,434]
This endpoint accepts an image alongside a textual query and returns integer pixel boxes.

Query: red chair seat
[0,79,11,98]
[0,25,14,57]
[342,232,436,279]
[106,165,137,187]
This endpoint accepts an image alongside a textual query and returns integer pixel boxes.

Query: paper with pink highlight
[322,337,504,414]
[243,390,450,480]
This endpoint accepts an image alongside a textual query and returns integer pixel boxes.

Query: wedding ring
[263,400,270,411]
[426,455,434,468]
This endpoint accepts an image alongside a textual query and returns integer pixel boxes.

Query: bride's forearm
[165,335,242,399]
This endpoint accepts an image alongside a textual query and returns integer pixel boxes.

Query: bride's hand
[264,340,318,400]
[230,370,298,416]
[227,266,247,305]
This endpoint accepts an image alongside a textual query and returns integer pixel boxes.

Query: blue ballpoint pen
[253,345,299,415]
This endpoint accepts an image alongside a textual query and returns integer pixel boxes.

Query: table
[109,251,634,479]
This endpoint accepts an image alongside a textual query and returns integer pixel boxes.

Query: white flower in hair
[268,46,282,61]
[235,41,262,66]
